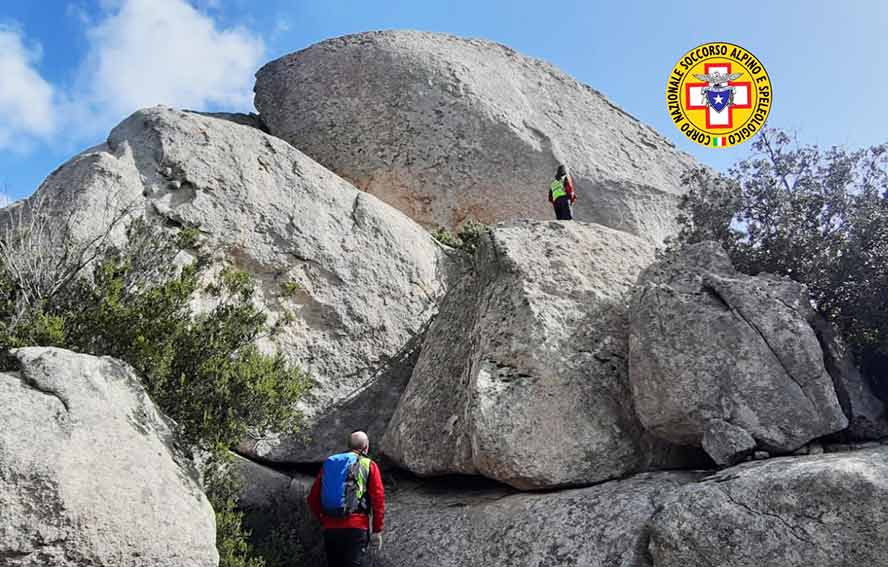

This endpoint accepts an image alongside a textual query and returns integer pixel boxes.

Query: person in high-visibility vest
[548,164,576,220]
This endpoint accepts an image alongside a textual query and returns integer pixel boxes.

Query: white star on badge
[714,94,724,104]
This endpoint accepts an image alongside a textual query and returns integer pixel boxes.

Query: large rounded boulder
[0,348,218,567]
[14,107,454,463]
[254,31,697,243]
[629,242,848,465]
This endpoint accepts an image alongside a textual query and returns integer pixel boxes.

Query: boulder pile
[383,220,703,489]
[3,29,886,567]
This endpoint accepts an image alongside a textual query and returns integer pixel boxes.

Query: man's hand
[370,532,383,553]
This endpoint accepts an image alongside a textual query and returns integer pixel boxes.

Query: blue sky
[1,0,886,202]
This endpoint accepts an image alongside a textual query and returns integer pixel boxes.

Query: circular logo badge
[666,42,772,148]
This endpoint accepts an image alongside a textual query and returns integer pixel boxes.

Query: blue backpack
[320,452,372,517]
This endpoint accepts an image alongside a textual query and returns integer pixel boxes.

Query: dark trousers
[324,528,369,567]
[553,196,573,220]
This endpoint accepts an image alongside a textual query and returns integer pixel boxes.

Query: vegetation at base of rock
[432,218,487,254]
[0,208,309,567]
[204,451,305,567]
[673,128,888,392]
[432,226,460,248]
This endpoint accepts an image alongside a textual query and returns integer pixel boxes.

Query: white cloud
[0,1,266,152]
[79,0,265,124]
[0,27,57,151]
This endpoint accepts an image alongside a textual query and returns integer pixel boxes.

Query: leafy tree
[0,208,310,566]
[674,128,888,392]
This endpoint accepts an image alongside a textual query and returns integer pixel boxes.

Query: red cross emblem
[684,63,752,129]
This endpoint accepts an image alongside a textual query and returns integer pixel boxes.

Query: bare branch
[0,189,141,326]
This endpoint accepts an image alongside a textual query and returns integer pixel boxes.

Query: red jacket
[548,174,577,204]
[307,456,385,533]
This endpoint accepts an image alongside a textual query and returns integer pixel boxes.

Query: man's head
[555,164,567,179]
[349,430,370,455]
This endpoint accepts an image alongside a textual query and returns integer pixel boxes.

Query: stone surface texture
[384,220,702,489]
[15,107,454,463]
[701,419,757,466]
[254,30,697,243]
[0,347,218,567]
[809,314,888,441]
[651,448,888,567]
[232,456,325,564]
[249,470,699,567]
[629,242,848,461]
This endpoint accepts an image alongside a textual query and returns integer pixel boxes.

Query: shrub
[673,128,888,391]
[176,226,202,249]
[280,280,302,298]
[203,451,266,567]
[0,207,310,566]
[431,218,488,254]
[456,218,486,255]
[432,226,461,248]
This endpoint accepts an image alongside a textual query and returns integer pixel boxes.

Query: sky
[1,0,886,203]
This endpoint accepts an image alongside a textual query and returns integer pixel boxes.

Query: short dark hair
[555,164,567,179]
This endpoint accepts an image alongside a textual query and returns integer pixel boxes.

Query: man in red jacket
[308,431,385,567]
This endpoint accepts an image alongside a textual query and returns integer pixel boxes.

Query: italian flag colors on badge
[711,136,727,147]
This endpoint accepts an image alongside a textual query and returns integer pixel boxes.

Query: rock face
[21,107,453,462]
[701,419,756,466]
[243,449,888,567]
[0,347,217,567]
[379,473,700,567]
[651,447,888,567]
[629,242,848,464]
[383,220,701,489]
[810,314,888,441]
[232,456,324,565]
[247,470,699,567]
[254,30,697,243]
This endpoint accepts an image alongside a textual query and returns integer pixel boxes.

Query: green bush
[203,451,266,567]
[456,218,486,255]
[432,226,461,248]
[673,128,888,391]
[432,218,488,254]
[279,280,303,298]
[0,214,309,566]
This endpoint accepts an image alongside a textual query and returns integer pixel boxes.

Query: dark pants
[324,528,369,567]
[553,196,573,220]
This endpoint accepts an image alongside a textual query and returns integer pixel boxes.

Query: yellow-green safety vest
[550,179,567,200]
